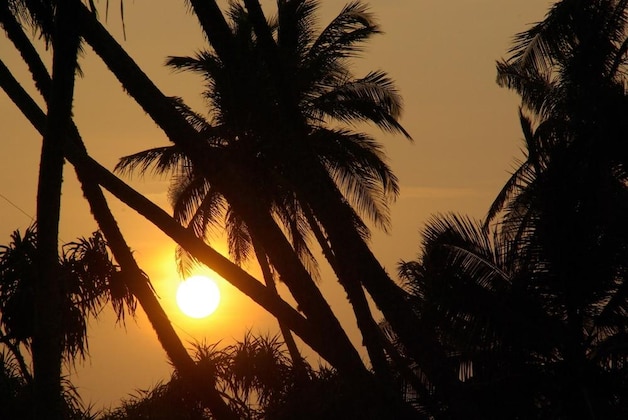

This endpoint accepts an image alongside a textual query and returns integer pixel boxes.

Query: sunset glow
[176,275,221,318]
[0,0,566,413]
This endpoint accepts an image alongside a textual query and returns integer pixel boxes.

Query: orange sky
[0,0,553,409]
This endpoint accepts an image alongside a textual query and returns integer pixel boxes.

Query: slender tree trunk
[304,208,394,384]
[73,160,238,420]
[250,236,309,380]
[186,0,235,61]
[33,2,80,418]
[0,4,50,96]
[0,55,322,410]
[293,160,459,389]
[1,2,347,373]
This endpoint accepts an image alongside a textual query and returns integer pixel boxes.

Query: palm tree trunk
[213,170,368,375]
[33,2,80,418]
[250,236,309,380]
[0,4,49,96]
[293,160,460,389]
[185,0,234,62]
[73,162,238,420]
[1,1,333,368]
[304,208,395,385]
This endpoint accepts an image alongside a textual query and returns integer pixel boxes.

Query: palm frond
[169,96,214,135]
[484,160,534,229]
[311,70,411,138]
[505,1,575,74]
[174,245,201,278]
[225,207,252,266]
[307,1,379,62]
[314,128,398,232]
[496,59,557,117]
[272,197,320,282]
[115,146,188,178]
[422,214,511,291]
[277,0,319,63]
[166,50,222,77]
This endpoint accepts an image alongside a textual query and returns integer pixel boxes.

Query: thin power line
[0,192,67,244]
[0,192,35,223]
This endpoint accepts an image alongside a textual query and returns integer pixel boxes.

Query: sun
[176,275,221,318]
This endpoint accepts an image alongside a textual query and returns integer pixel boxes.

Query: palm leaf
[115,146,188,178]
[311,70,411,138]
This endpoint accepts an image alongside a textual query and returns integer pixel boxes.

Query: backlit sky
[0,0,552,409]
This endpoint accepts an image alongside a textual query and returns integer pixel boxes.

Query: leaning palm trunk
[33,2,80,418]
[208,167,368,375]
[250,237,309,380]
[303,162,462,394]
[71,2,369,378]
[0,57,351,418]
[73,160,238,420]
[304,207,394,384]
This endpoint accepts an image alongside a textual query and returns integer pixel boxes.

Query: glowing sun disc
[176,275,220,318]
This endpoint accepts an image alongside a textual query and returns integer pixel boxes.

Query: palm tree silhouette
[0,24,369,415]
[0,226,136,360]
[399,209,628,417]
[70,0,370,378]
[0,226,133,419]
[116,0,413,387]
[3,0,83,417]
[1,43,355,414]
[494,2,628,416]
[222,0,434,384]
[398,215,558,417]
[393,1,628,417]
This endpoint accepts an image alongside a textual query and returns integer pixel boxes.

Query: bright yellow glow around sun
[176,275,221,318]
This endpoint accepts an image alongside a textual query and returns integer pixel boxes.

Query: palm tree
[393,3,628,416]
[195,1,439,386]
[398,212,628,418]
[117,0,412,386]
[0,49,338,383]
[0,225,133,419]
[493,2,628,416]
[70,0,368,378]
[228,0,433,373]
[0,226,136,360]
[3,0,85,416]
[390,6,628,415]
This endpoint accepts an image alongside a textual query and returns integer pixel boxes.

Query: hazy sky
[0,0,553,409]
